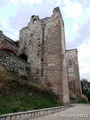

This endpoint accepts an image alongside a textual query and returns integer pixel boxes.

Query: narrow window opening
[19,54,27,62]
[33,19,36,23]
[69,60,72,66]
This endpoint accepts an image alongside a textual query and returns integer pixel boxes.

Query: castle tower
[66,49,82,98]
[18,7,69,104]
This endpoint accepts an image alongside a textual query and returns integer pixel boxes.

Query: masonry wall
[66,49,82,98]
[18,7,69,104]
[0,30,18,54]
[0,50,30,77]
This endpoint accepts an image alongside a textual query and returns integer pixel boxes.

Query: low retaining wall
[0,106,68,120]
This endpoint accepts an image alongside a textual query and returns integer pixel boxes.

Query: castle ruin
[0,7,82,105]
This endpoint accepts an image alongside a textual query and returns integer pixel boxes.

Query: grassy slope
[0,66,61,114]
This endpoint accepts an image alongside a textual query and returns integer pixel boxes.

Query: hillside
[0,66,61,115]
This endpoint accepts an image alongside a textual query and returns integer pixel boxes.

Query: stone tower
[66,49,82,98]
[18,7,69,104]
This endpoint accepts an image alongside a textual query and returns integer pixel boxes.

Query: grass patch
[0,66,62,115]
[0,95,61,114]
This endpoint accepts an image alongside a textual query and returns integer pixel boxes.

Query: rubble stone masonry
[0,31,30,77]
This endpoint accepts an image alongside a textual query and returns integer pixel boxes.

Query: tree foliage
[81,79,90,102]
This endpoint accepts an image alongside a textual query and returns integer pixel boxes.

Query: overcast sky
[0,0,90,80]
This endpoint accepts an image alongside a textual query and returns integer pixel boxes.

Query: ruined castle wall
[42,8,69,104]
[0,50,30,76]
[66,49,82,98]
[0,31,18,54]
[0,31,29,76]
[18,16,42,80]
[18,7,69,104]
[59,12,69,103]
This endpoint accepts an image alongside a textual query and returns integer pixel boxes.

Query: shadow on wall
[19,54,27,62]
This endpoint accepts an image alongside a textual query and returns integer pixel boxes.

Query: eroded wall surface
[0,31,30,77]
[18,7,69,104]
[66,49,82,98]
[0,50,30,76]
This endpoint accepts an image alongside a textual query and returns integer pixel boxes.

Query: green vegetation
[0,67,61,115]
[69,90,81,103]
[81,79,90,102]
[69,89,88,103]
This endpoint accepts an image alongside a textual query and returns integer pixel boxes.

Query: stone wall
[0,106,68,120]
[0,7,82,104]
[66,49,82,98]
[0,50,30,77]
[0,30,18,54]
[18,7,69,105]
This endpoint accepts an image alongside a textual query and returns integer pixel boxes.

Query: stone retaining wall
[0,106,68,120]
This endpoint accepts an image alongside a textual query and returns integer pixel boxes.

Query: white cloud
[64,2,83,19]
[72,23,79,33]
[0,21,9,28]
[47,0,56,4]
[78,38,90,80]
[65,23,79,43]
[9,0,43,6]
[9,0,18,5]
[63,0,71,5]
[78,39,90,61]
[22,0,43,5]
[79,6,90,25]
[55,0,62,6]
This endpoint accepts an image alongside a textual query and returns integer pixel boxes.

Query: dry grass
[0,65,61,114]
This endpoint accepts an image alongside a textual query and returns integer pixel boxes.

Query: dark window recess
[33,19,36,23]
[37,38,40,40]
[37,52,39,57]
[19,54,27,62]
[41,58,44,62]
[69,60,72,66]
[29,40,32,45]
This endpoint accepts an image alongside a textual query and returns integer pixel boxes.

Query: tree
[81,79,90,102]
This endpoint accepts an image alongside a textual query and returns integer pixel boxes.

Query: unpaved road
[32,104,90,120]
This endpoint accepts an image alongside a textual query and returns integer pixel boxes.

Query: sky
[0,0,90,80]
